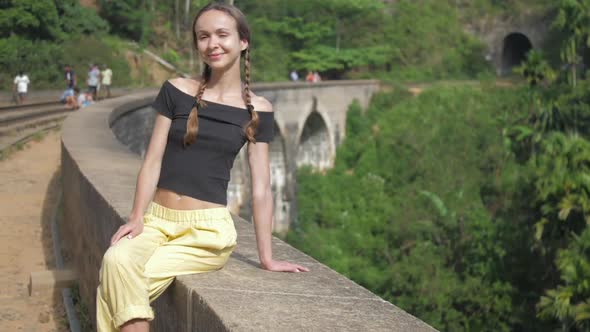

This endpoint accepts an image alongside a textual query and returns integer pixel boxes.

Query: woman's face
[195,10,248,70]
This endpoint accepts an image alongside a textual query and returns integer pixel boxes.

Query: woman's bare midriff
[153,188,225,210]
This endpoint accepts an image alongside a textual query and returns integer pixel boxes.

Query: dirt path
[0,130,68,332]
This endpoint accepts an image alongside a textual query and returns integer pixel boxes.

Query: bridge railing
[60,83,436,332]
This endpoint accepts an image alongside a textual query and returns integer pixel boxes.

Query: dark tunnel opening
[502,33,533,75]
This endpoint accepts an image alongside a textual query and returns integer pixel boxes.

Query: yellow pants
[96,201,237,332]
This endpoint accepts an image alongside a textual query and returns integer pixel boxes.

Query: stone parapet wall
[61,84,437,331]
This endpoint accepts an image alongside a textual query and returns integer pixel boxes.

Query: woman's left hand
[262,260,310,273]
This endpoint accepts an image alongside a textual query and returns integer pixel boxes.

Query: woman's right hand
[110,219,144,245]
[261,259,310,273]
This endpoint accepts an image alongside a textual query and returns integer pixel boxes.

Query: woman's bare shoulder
[250,94,273,113]
[168,77,201,96]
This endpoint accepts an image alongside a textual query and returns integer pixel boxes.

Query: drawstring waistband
[146,201,231,223]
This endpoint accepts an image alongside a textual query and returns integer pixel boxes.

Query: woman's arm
[247,141,274,265]
[110,113,171,244]
[247,103,309,273]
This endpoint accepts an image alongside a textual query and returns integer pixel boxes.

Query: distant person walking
[289,70,299,81]
[13,71,30,105]
[87,64,100,101]
[64,64,76,89]
[100,64,113,99]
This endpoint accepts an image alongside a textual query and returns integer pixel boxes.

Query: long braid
[183,66,209,146]
[243,48,259,143]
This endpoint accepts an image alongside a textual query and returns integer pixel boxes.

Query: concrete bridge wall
[60,86,437,331]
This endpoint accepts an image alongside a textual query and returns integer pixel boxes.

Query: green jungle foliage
[289,78,590,331]
[0,0,129,90]
[98,0,154,44]
[1,0,558,88]
[507,78,590,331]
[288,86,529,331]
[287,2,590,326]
[240,0,494,81]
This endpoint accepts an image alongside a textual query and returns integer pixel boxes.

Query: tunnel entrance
[502,33,533,74]
[297,111,331,170]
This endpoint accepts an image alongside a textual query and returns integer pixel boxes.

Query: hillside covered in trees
[0,0,557,88]
[286,1,590,331]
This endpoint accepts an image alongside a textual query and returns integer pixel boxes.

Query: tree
[553,0,590,88]
[538,228,590,331]
[289,87,525,330]
[98,0,154,44]
[0,0,63,40]
[514,50,556,87]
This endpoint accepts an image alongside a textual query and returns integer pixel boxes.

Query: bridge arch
[296,110,332,170]
[501,32,533,74]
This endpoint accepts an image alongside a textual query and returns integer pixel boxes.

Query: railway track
[0,94,125,158]
[0,101,72,157]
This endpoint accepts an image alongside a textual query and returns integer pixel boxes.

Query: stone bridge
[112,80,381,235]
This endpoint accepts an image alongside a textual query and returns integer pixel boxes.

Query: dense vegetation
[0,0,135,89]
[0,0,556,89]
[287,0,590,331]
[289,86,527,331]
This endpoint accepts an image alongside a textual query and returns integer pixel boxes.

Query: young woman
[96,3,309,332]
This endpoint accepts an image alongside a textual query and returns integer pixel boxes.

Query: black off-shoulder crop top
[151,80,274,205]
